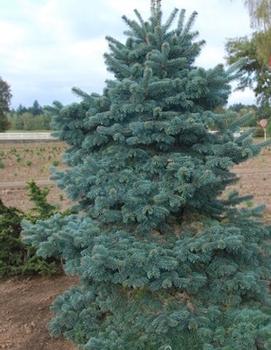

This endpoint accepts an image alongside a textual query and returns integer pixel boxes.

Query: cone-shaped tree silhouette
[23,3,271,350]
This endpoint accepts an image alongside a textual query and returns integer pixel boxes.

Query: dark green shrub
[0,182,60,278]
[254,126,264,137]
[52,160,60,167]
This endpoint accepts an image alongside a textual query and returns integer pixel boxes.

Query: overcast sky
[0,0,254,108]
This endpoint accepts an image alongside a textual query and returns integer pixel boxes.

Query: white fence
[0,131,243,142]
[0,132,57,141]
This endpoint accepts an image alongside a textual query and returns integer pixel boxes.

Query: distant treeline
[7,101,270,134]
[229,103,271,135]
[229,104,261,128]
[8,100,52,130]
[223,103,271,136]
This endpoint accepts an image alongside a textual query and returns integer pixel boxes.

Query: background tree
[237,0,271,64]
[225,33,271,117]
[228,103,258,127]
[30,100,43,116]
[16,104,27,115]
[8,101,52,131]
[0,77,12,131]
[24,2,271,349]
[227,2,271,119]
[243,0,271,29]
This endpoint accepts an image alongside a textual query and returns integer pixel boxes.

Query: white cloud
[229,88,256,105]
[196,46,226,68]
[106,0,147,16]
[0,0,255,107]
[0,21,26,48]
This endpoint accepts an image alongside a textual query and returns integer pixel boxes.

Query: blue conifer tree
[23,2,271,349]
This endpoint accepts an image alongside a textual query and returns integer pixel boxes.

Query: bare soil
[0,275,77,350]
[231,146,271,222]
[0,142,66,182]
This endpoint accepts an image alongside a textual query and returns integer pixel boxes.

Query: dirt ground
[0,142,66,182]
[231,145,271,222]
[0,276,77,350]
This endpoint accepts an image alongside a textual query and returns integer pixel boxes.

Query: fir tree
[31,100,43,116]
[23,2,271,349]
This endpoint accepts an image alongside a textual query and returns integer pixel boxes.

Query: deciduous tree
[0,77,12,131]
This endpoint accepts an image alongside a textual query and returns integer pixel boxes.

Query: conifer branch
[72,87,91,99]
[163,8,179,33]
[151,0,162,17]
[122,15,145,38]
[134,9,145,27]
[183,11,198,35]
[177,9,186,34]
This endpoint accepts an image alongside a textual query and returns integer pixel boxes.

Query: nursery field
[0,141,271,349]
[0,142,70,211]
[1,140,271,218]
